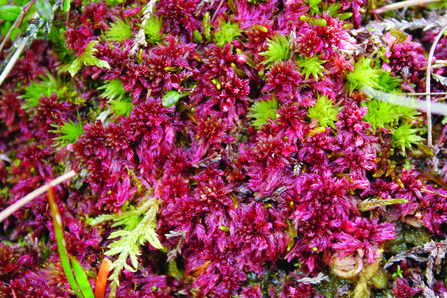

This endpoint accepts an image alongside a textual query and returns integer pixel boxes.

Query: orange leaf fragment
[95,257,112,298]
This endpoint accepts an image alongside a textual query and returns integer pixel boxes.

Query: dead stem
[408,92,447,96]
[0,170,76,223]
[426,25,447,149]
[372,0,442,14]
[0,11,39,87]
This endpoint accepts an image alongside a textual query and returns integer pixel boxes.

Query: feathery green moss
[214,18,242,47]
[346,56,380,94]
[260,34,290,66]
[105,18,133,42]
[308,95,340,128]
[249,97,279,128]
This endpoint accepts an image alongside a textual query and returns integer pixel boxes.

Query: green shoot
[307,95,340,128]
[306,0,322,15]
[214,18,242,47]
[297,55,326,80]
[364,99,419,132]
[98,79,128,101]
[52,111,84,146]
[59,40,110,77]
[377,72,402,93]
[249,96,279,128]
[109,98,134,117]
[346,57,380,94]
[20,73,63,109]
[105,18,133,42]
[260,34,290,66]
[392,265,403,279]
[89,196,162,298]
[143,15,163,44]
[391,123,424,156]
[364,100,401,132]
[325,2,352,19]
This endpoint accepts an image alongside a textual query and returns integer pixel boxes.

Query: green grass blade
[71,257,95,298]
[47,186,84,298]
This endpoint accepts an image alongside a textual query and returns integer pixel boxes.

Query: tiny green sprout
[249,97,279,128]
[392,265,403,279]
[306,0,322,15]
[326,2,352,20]
[20,73,63,110]
[297,55,326,80]
[109,98,134,117]
[346,56,381,94]
[143,15,163,44]
[214,18,242,47]
[377,72,402,93]
[308,95,340,129]
[391,123,424,156]
[327,2,342,15]
[59,40,110,77]
[52,111,84,146]
[364,100,401,132]
[260,34,290,66]
[295,261,302,268]
[98,79,127,101]
[105,18,133,42]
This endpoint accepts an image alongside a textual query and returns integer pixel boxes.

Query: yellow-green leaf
[0,4,21,21]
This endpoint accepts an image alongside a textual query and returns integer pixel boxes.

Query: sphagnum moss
[1,0,447,297]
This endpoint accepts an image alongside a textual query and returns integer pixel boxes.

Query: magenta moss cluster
[1,0,447,297]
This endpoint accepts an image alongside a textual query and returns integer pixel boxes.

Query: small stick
[421,187,447,199]
[372,0,441,14]
[0,170,76,223]
[426,25,447,148]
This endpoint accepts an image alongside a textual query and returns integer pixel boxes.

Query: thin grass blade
[47,186,84,298]
[71,257,95,298]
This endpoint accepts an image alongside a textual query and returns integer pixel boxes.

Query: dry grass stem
[372,0,442,14]
[0,170,76,223]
